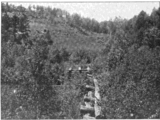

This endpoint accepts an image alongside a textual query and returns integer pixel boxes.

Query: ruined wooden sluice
[68,65,102,119]
[80,75,101,119]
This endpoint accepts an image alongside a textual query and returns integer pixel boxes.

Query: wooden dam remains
[68,65,102,119]
[80,74,102,119]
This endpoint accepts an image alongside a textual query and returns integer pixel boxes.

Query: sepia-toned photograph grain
[1,1,160,119]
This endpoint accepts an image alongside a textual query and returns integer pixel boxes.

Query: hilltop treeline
[1,2,160,119]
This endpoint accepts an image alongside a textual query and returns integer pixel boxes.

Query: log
[84,95,95,102]
[83,113,95,119]
[85,85,95,91]
[84,91,95,102]
[93,78,101,117]
[80,105,94,112]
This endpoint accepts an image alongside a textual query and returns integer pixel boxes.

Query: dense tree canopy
[1,2,160,119]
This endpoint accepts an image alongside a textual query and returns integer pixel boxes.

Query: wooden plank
[93,78,101,118]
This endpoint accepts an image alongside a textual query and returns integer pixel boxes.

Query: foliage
[100,46,160,118]
[1,2,160,119]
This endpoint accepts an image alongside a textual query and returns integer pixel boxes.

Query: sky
[8,1,160,22]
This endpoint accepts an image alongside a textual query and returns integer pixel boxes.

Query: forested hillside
[1,2,160,119]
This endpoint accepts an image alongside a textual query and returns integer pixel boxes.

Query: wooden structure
[66,65,102,119]
[80,68,102,119]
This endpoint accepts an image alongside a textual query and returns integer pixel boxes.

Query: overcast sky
[8,2,159,22]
